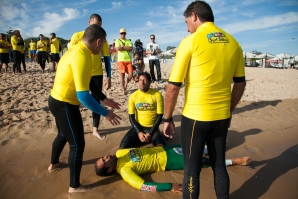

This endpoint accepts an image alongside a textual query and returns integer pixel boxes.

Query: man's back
[169,22,244,121]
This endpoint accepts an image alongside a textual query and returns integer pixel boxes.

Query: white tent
[161,49,174,56]
[295,56,298,62]
[269,57,281,61]
[243,52,257,58]
[170,47,177,54]
[255,53,276,67]
[276,53,291,59]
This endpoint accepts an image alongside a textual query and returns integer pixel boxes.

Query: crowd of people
[1,1,248,198]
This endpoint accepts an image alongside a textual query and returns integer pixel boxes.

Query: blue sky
[1,0,298,55]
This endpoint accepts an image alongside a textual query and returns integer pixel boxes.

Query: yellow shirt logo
[207,32,229,43]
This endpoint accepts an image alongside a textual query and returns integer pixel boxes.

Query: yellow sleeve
[102,40,109,56]
[233,46,245,77]
[169,38,191,83]
[115,39,120,48]
[155,91,164,114]
[69,33,79,48]
[120,167,145,190]
[128,93,136,114]
[70,51,91,91]
[11,36,17,45]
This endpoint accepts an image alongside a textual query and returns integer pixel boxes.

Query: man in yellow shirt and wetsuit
[49,32,60,72]
[36,34,48,72]
[163,1,246,198]
[11,30,24,73]
[0,34,10,73]
[69,14,117,140]
[115,28,133,95]
[29,38,37,62]
[47,25,122,193]
[95,145,251,192]
[119,72,166,149]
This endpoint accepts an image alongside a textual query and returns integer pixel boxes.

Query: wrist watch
[163,116,173,123]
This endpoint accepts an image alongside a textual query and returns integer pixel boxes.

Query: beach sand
[0,62,298,199]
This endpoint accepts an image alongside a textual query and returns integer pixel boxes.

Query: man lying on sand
[95,144,251,192]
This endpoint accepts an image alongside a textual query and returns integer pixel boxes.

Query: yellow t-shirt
[50,41,93,105]
[115,38,132,62]
[128,88,164,127]
[29,42,37,50]
[0,40,10,53]
[50,38,60,53]
[169,22,245,121]
[11,35,21,51]
[116,147,167,190]
[69,30,109,76]
[37,40,48,52]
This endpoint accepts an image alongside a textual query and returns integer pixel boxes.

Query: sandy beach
[0,62,298,199]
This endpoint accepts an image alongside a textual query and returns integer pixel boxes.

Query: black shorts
[0,53,9,64]
[50,53,60,62]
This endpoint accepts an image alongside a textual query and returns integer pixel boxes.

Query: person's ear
[107,167,113,173]
[191,12,198,22]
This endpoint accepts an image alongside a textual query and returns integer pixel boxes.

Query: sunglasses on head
[120,32,126,35]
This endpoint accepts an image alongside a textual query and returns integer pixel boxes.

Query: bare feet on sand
[93,131,106,140]
[232,156,251,166]
[68,185,93,193]
[48,162,66,172]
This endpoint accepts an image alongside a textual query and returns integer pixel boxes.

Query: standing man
[49,33,60,72]
[36,34,48,73]
[69,14,116,140]
[29,38,37,62]
[163,1,246,198]
[115,28,133,95]
[11,30,23,73]
[146,34,162,83]
[48,25,122,193]
[0,34,10,73]
[119,72,166,149]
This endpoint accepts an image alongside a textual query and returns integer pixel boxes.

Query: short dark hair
[50,33,56,37]
[83,24,106,43]
[90,14,102,22]
[184,1,214,22]
[95,159,115,176]
[150,34,155,38]
[134,52,139,56]
[139,71,151,82]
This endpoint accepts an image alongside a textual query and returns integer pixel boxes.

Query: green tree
[166,46,176,51]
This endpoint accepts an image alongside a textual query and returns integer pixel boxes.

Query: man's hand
[103,98,121,109]
[163,121,175,139]
[138,132,147,142]
[104,78,111,90]
[171,183,182,193]
[105,110,122,125]
[144,133,151,142]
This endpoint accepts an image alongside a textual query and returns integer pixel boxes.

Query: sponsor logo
[140,184,157,192]
[129,148,143,162]
[136,102,155,111]
[207,32,229,43]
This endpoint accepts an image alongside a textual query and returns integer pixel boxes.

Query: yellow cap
[119,28,126,33]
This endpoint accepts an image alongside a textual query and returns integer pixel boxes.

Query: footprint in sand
[244,144,260,153]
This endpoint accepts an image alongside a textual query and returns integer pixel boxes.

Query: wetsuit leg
[48,96,85,188]
[151,128,166,147]
[89,75,104,128]
[119,128,139,149]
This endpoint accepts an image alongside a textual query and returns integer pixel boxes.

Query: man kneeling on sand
[95,145,251,192]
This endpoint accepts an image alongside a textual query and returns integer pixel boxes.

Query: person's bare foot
[232,156,251,166]
[93,131,106,140]
[68,185,93,193]
[48,162,66,172]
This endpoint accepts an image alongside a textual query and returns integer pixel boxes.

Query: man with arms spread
[95,145,251,192]
[119,72,166,149]
[48,25,122,193]
[29,38,37,62]
[36,34,48,73]
[49,33,60,72]
[0,34,10,73]
[115,28,133,95]
[11,30,23,73]
[163,1,246,198]
[69,14,117,140]
[146,34,162,83]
